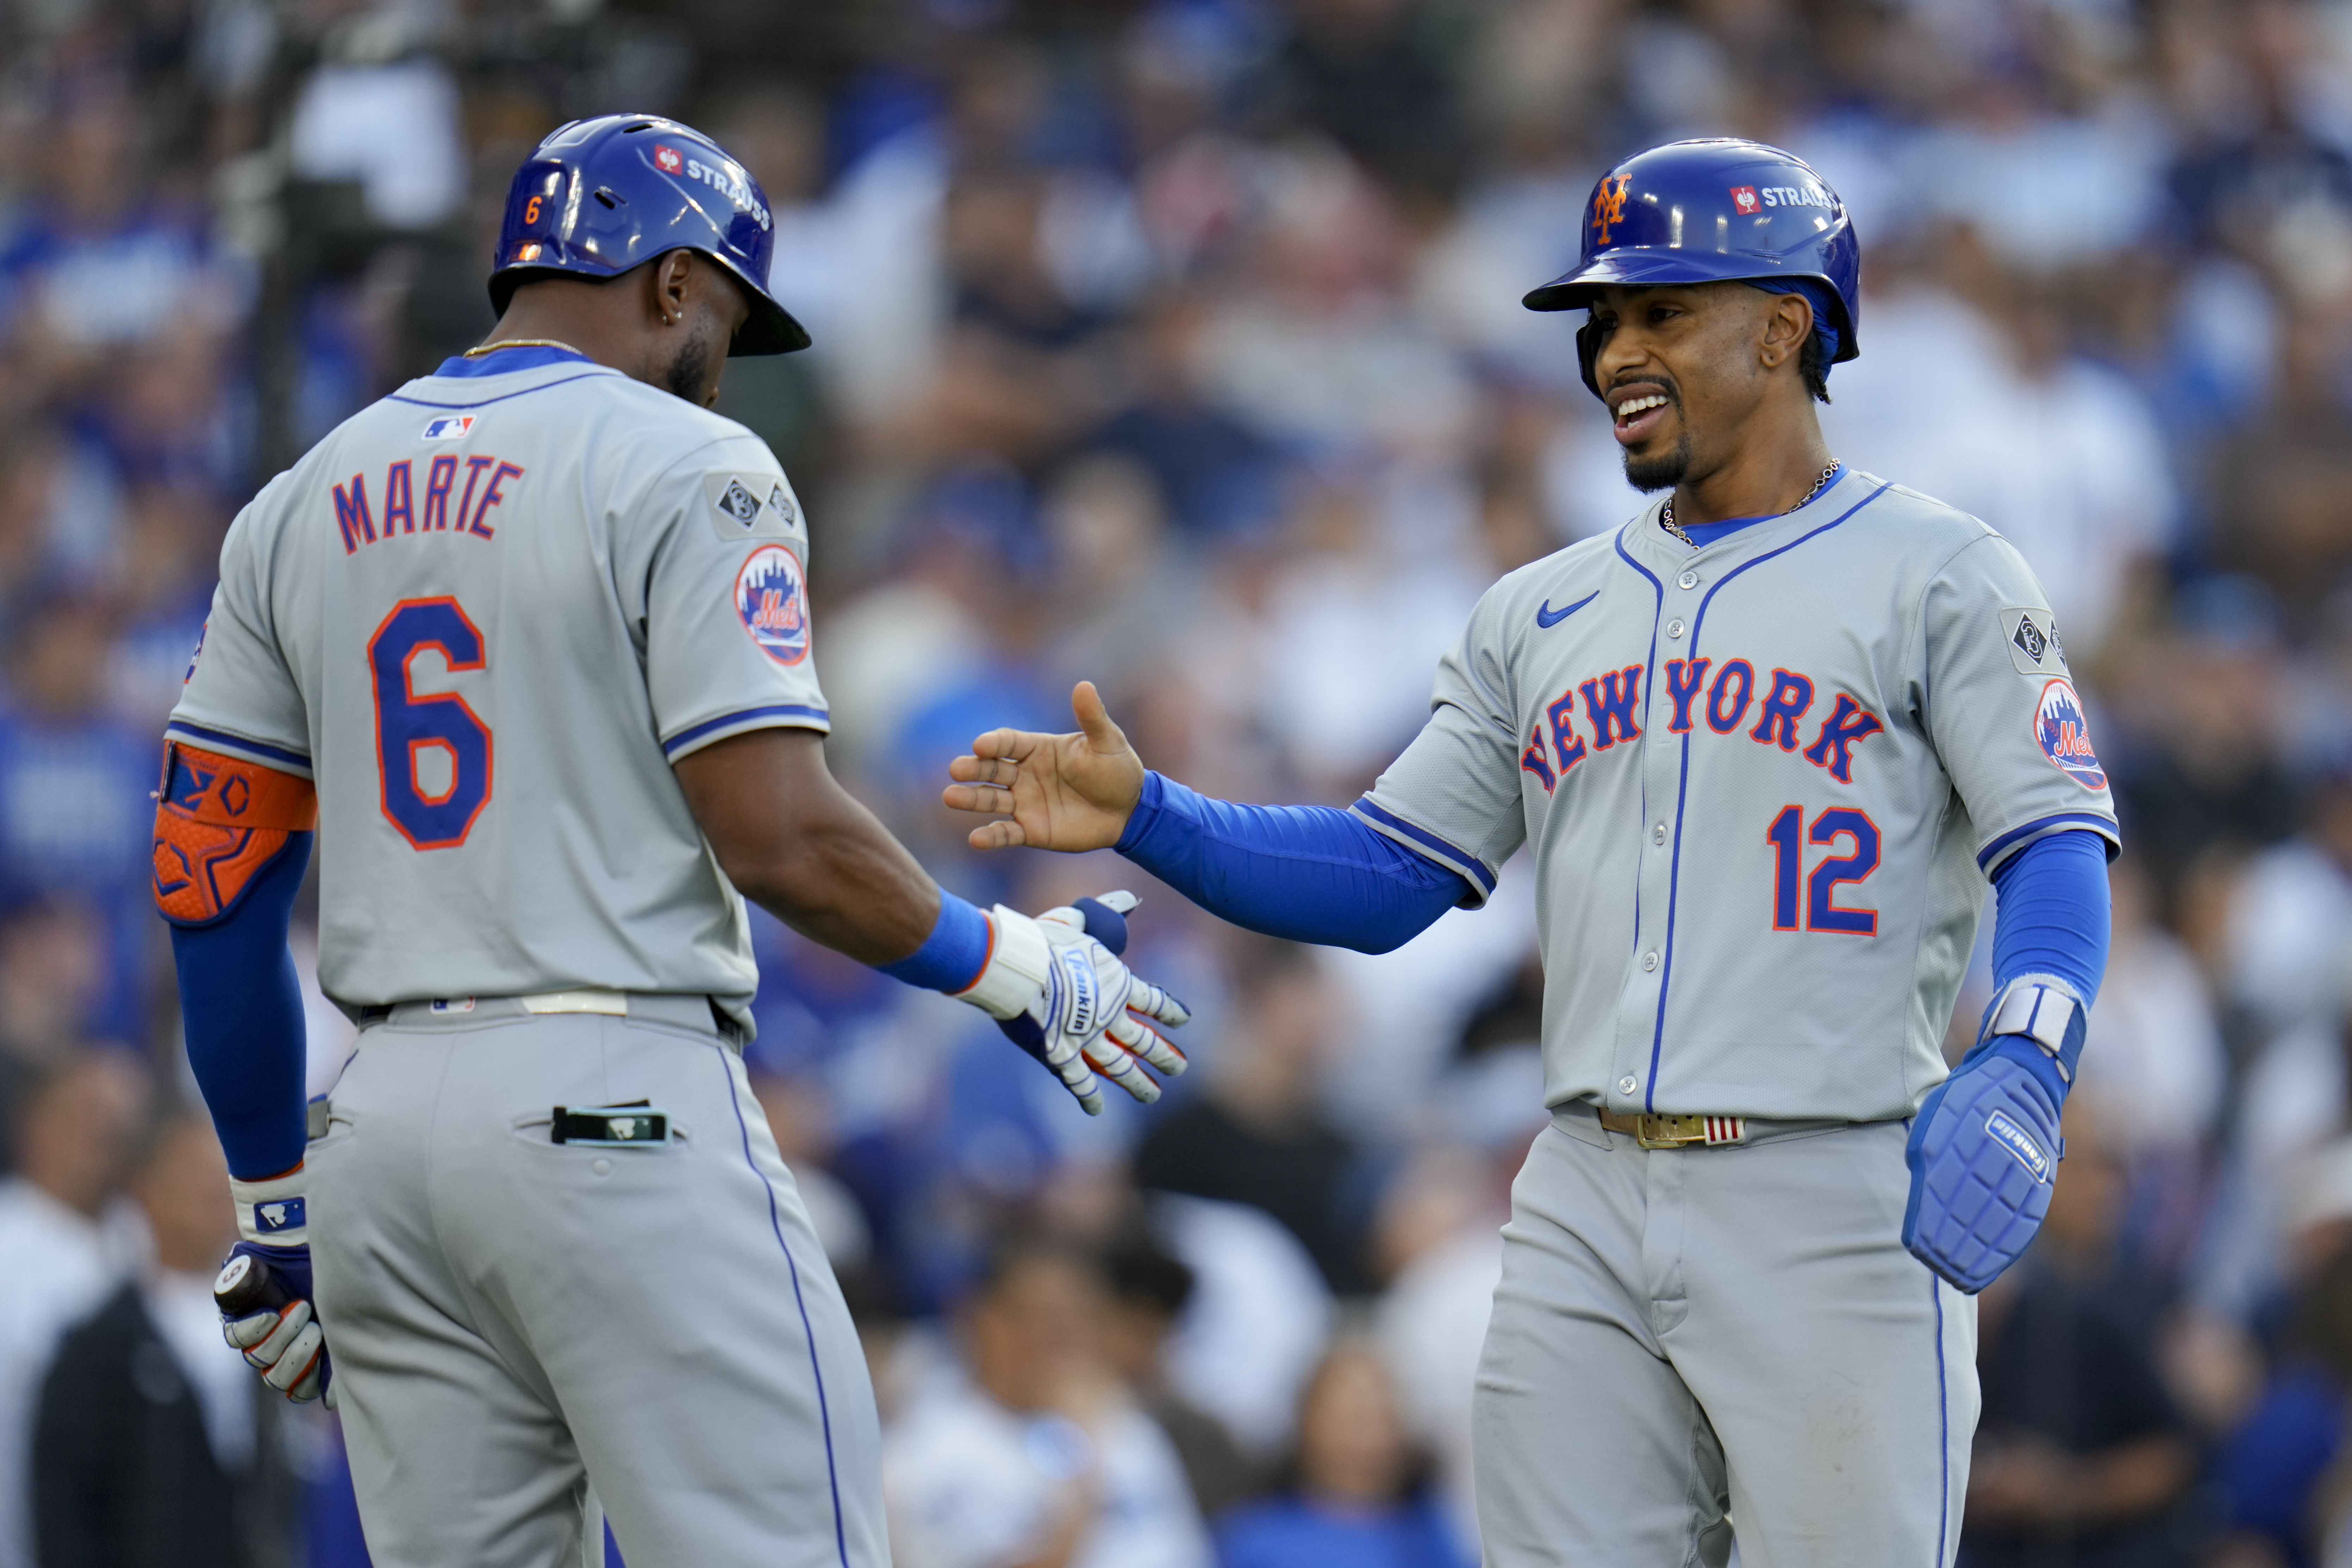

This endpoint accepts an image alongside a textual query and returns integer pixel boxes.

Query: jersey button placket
[1626,555,1689,1112]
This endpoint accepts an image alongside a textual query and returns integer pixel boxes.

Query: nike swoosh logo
[1536,591,1598,629]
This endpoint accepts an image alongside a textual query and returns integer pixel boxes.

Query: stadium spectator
[33,1102,290,1568]
[1963,1101,2198,1566]
[1213,1341,1467,1568]
[1135,936,1372,1292]
[1098,1227,1261,1523]
[0,1053,148,1568]
[883,1236,1210,1568]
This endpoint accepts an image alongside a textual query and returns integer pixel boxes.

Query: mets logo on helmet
[1592,174,1633,245]
[2035,677,2107,790]
[734,544,810,665]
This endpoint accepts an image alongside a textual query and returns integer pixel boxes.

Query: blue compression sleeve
[1113,773,1471,953]
[1987,829,2110,1005]
[875,891,991,992]
[168,832,312,1179]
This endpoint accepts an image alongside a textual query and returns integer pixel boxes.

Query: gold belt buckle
[1599,1109,1748,1148]
[1635,1113,1708,1149]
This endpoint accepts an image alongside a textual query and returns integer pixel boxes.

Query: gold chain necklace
[1661,462,1841,547]
[461,338,585,358]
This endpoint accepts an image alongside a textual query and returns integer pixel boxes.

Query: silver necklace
[1661,462,1841,547]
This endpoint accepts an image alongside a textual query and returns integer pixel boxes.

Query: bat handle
[214,1251,288,1318]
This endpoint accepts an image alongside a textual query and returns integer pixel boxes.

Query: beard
[662,331,715,405]
[1623,427,1691,493]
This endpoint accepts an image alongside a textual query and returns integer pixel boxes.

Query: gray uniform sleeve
[1351,587,1527,903]
[167,475,314,776]
[635,438,831,761]
[1919,532,2120,873]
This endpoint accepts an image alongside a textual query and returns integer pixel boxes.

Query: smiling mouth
[1611,391,1673,444]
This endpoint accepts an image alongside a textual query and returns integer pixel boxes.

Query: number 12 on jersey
[1766,805,1879,935]
[370,597,493,850]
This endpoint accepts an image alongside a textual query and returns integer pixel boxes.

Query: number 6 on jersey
[370,597,493,849]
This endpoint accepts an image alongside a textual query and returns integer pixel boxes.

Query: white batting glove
[214,1167,334,1406]
[955,891,1191,1114]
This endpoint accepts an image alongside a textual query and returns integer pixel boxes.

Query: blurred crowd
[3,0,2352,1564]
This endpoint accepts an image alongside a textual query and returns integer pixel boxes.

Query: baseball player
[945,139,2117,1566]
[146,114,1187,1568]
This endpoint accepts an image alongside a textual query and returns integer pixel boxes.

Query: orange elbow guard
[152,743,319,926]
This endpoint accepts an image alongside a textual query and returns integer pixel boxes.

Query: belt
[356,989,740,1042]
[1597,1110,1749,1149]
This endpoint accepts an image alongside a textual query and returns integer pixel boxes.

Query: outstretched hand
[944,681,1146,852]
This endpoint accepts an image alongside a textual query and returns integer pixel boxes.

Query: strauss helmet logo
[1592,174,1633,246]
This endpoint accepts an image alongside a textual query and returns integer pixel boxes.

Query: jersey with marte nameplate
[165,348,827,1021]
[1351,468,2116,1125]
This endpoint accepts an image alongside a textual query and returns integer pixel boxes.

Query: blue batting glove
[1902,977,2085,1293]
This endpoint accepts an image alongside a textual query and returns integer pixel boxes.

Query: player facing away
[149,114,1188,1568]
[946,139,2117,1567]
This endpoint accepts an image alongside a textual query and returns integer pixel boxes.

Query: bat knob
[213,1252,285,1317]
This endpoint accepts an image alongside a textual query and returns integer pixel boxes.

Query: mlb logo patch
[430,997,476,1014]
[423,415,476,440]
[1729,186,1761,214]
[255,1197,307,1234]
[2034,677,2107,791]
[654,144,684,175]
[734,544,810,666]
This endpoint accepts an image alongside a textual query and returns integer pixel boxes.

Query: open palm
[943,682,1146,852]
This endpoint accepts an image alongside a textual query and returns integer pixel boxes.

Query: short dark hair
[1102,1231,1196,1317]
[1801,331,1832,405]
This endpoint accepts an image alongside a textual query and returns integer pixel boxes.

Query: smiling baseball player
[147,113,1185,1568]
[946,139,2117,1566]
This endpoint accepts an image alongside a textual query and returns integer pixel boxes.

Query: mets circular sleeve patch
[734,544,810,666]
[2035,677,2106,790]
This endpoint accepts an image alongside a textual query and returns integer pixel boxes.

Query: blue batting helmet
[490,114,810,355]
[1524,138,1858,394]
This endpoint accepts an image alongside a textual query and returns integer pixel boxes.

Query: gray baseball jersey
[167,348,825,1020]
[1352,466,2119,1123]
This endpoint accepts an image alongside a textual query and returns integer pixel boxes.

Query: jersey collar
[432,344,595,378]
[1622,464,1860,571]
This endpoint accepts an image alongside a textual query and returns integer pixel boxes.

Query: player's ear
[1758,292,1811,375]
[650,248,695,329]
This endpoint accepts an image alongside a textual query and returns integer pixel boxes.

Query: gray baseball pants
[1473,1106,1976,1567]
[305,997,887,1568]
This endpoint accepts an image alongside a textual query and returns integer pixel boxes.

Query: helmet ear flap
[1577,315,1610,400]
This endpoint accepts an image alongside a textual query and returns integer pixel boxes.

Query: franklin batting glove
[955,891,1190,1114]
[217,1166,334,1405]
[1902,976,2085,1293]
